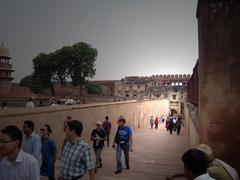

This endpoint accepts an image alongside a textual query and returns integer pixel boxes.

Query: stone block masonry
[0,99,169,156]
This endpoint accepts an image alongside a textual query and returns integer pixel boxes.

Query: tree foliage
[20,75,32,88]
[32,53,56,96]
[70,42,97,86]
[20,74,44,94]
[30,42,97,96]
[87,84,102,94]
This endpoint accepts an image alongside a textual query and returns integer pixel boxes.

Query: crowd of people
[165,115,183,135]
[0,114,239,180]
[26,97,87,108]
[0,97,88,110]
[149,114,183,135]
[0,115,133,180]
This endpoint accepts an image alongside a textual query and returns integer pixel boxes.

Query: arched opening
[170,109,177,116]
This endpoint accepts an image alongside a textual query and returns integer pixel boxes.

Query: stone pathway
[55,124,188,180]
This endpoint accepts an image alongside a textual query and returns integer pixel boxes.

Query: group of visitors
[89,115,133,174]
[59,115,133,179]
[150,115,165,129]
[0,115,133,180]
[1,114,238,180]
[0,120,56,180]
[149,114,183,135]
[1,97,87,109]
[48,97,85,106]
[165,115,183,135]
[25,97,88,108]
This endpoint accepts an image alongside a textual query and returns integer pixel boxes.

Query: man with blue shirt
[112,116,133,174]
[22,120,42,163]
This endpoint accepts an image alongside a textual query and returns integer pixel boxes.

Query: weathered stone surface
[197,0,240,172]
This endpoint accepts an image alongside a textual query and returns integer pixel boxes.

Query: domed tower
[0,42,14,84]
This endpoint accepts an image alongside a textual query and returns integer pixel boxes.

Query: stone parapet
[0,99,169,156]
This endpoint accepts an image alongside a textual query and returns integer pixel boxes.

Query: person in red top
[102,116,111,147]
[155,117,159,129]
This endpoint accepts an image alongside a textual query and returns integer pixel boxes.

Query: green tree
[32,53,56,96]
[70,42,97,87]
[20,74,32,88]
[30,42,97,97]
[53,46,73,86]
[20,74,44,94]
[87,84,102,94]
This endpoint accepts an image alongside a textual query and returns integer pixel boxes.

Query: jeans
[94,148,103,168]
[177,127,181,135]
[116,143,129,171]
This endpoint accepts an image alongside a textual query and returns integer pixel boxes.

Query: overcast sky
[0,0,198,82]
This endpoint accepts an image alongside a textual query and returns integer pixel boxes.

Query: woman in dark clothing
[168,118,174,135]
[155,117,159,129]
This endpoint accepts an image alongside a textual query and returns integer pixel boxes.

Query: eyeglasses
[40,128,46,131]
[0,139,15,146]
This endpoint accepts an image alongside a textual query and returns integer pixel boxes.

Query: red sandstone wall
[0,83,34,99]
[198,0,240,171]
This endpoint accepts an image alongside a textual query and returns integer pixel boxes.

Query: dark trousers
[150,123,153,129]
[106,132,110,147]
[177,127,181,135]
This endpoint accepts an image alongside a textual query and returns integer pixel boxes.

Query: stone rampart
[0,99,169,155]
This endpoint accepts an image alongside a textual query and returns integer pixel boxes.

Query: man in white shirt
[26,98,35,108]
[0,125,40,180]
[182,149,215,180]
[22,120,42,162]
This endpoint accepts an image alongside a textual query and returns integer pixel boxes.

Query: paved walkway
[55,124,188,180]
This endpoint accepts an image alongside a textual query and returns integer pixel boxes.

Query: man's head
[40,124,52,137]
[96,121,102,129]
[0,125,23,156]
[118,115,126,127]
[105,116,109,121]
[66,120,83,139]
[182,149,208,180]
[23,120,34,135]
[66,116,72,121]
